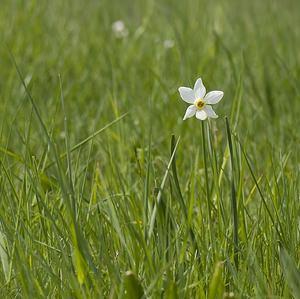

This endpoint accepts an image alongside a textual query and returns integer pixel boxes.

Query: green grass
[0,0,300,297]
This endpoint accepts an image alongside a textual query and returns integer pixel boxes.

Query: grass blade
[225,117,239,269]
[170,135,200,254]
[148,137,180,240]
[279,248,300,299]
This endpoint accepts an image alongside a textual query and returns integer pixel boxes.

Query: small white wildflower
[163,39,174,49]
[112,20,128,38]
[178,78,224,120]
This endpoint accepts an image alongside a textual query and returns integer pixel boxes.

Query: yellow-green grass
[0,0,300,297]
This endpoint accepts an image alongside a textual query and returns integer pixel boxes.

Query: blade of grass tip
[71,112,128,153]
[231,68,244,131]
[44,112,128,170]
[170,135,200,255]
[148,137,180,241]
[225,117,239,269]
[201,121,214,249]
[234,135,285,245]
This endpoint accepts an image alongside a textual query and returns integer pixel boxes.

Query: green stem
[201,121,214,249]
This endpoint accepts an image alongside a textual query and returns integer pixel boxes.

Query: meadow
[0,0,300,297]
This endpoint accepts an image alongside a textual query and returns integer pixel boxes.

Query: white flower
[112,20,128,38]
[178,78,224,120]
[163,39,174,49]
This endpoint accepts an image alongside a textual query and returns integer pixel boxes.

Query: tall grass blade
[170,135,199,254]
[148,137,180,240]
[225,117,239,269]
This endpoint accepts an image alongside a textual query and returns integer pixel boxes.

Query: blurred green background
[1,0,300,150]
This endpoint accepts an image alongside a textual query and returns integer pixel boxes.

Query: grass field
[1,0,300,297]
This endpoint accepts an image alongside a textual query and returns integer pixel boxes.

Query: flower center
[195,98,205,110]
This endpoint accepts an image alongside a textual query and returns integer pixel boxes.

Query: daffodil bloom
[178,78,224,120]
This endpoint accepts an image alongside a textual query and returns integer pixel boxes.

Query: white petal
[194,78,206,99]
[204,91,224,104]
[195,110,207,120]
[183,105,197,120]
[203,105,218,118]
[178,87,195,104]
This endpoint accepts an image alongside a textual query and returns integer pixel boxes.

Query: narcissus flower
[178,78,224,120]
